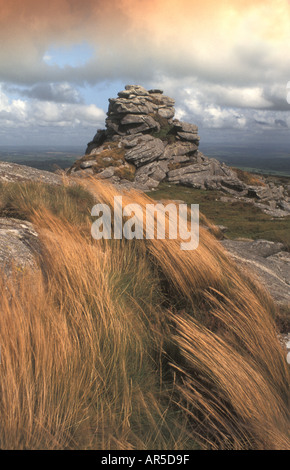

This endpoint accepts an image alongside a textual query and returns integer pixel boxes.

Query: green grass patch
[149,113,176,143]
[148,182,290,249]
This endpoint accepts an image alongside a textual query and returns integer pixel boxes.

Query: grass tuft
[0,179,289,449]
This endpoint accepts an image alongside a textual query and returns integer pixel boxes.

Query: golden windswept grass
[0,178,289,449]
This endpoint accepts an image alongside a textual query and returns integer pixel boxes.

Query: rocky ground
[67,84,290,218]
[0,85,289,352]
[0,159,289,357]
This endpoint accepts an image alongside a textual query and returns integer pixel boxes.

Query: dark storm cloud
[0,0,290,145]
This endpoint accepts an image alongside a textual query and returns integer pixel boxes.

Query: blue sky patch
[43,42,94,68]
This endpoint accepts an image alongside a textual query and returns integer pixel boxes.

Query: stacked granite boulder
[106,85,175,137]
[69,85,240,191]
[68,85,290,216]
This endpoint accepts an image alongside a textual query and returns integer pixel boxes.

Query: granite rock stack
[70,85,238,191]
[68,85,290,217]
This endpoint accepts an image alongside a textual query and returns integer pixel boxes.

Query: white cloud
[43,54,52,62]
[0,85,105,127]
[0,85,106,144]
[142,75,290,135]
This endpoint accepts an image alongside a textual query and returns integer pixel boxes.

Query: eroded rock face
[105,85,175,138]
[124,136,165,167]
[68,85,290,216]
[167,154,244,190]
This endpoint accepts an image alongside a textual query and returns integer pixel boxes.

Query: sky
[0,0,290,151]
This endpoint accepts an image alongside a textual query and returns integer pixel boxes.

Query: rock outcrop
[0,161,63,185]
[68,85,290,217]
[0,163,64,277]
[0,218,41,276]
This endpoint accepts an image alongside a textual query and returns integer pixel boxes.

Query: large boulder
[134,160,168,188]
[0,218,41,277]
[167,155,247,192]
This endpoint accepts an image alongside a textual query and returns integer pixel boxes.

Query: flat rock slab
[0,218,41,276]
[221,239,290,305]
[125,137,164,167]
[0,162,62,185]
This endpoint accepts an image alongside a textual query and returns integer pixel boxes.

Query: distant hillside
[0,146,83,172]
[200,143,290,177]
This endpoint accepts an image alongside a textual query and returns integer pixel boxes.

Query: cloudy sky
[0,0,290,150]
